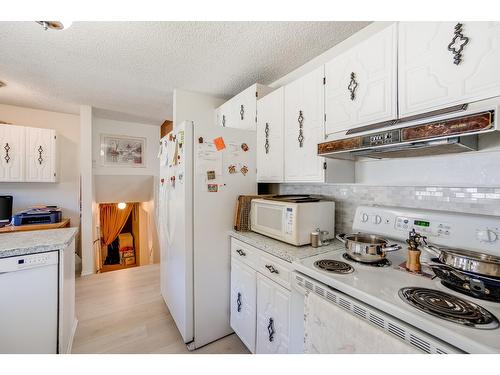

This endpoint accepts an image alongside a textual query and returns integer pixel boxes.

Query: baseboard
[65,318,78,354]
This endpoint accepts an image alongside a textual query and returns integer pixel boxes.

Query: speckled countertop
[229,230,345,263]
[0,228,78,258]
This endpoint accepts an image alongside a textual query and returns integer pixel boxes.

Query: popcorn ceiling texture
[0,21,370,123]
[280,184,500,234]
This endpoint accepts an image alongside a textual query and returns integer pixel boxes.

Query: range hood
[318,99,498,160]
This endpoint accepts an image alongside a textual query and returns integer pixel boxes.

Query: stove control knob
[476,229,498,243]
[361,213,369,223]
[371,215,382,225]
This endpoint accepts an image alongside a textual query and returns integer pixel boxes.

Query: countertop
[0,227,78,258]
[229,230,344,263]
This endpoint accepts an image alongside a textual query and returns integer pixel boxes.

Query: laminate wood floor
[72,264,249,354]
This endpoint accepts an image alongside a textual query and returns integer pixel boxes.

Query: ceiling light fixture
[36,21,73,31]
[117,202,127,210]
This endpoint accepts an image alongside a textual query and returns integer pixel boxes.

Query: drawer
[257,252,292,290]
[231,237,258,268]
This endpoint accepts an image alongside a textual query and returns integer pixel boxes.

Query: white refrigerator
[158,120,256,349]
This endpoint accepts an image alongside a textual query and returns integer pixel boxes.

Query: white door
[399,22,500,117]
[231,85,258,131]
[217,101,233,128]
[325,24,397,135]
[284,66,325,183]
[256,273,291,354]
[25,127,56,182]
[163,121,194,344]
[230,258,257,353]
[257,87,284,182]
[0,124,25,182]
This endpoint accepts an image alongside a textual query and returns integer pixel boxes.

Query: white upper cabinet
[256,88,284,182]
[0,125,25,182]
[325,24,397,135]
[25,127,57,182]
[216,83,273,130]
[399,22,500,117]
[284,66,325,183]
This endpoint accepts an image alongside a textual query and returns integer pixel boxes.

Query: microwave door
[253,203,286,239]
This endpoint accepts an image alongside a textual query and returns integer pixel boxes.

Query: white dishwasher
[0,251,59,354]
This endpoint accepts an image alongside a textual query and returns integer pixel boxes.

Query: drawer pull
[236,249,246,257]
[265,264,279,274]
[237,292,242,312]
[267,318,275,342]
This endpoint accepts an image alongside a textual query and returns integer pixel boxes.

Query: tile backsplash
[280,184,500,234]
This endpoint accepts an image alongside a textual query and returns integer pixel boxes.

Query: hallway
[72,264,249,354]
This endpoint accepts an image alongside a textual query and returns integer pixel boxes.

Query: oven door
[251,200,294,243]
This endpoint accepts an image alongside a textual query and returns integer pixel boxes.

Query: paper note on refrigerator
[196,141,222,175]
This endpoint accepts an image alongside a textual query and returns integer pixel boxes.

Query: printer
[13,206,62,226]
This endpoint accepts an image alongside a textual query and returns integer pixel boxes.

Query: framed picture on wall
[100,134,146,167]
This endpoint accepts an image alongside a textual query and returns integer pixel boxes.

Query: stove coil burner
[399,287,499,329]
[314,259,354,274]
[342,253,391,267]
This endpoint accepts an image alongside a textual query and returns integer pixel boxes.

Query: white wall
[92,117,159,177]
[0,103,81,248]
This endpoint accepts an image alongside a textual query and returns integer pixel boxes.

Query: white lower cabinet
[230,258,257,353]
[230,237,292,354]
[256,273,291,354]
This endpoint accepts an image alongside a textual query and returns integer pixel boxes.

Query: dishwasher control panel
[0,251,58,273]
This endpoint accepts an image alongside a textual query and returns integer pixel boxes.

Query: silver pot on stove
[336,233,402,263]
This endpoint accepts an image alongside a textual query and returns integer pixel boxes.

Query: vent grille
[338,297,351,310]
[353,305,367,319]
[294,272,461,354]
[410,334,431,354]
[369,313,385,328]
[388,323,406,340]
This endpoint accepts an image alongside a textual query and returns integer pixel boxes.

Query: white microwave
[250,198,335,246]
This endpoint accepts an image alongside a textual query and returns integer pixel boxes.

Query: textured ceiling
[0,21,370,124]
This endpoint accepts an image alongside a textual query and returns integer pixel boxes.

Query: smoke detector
[36,21,73,31]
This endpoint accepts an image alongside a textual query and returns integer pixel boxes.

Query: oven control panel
[394,216,452,238]
[353,205,500,256]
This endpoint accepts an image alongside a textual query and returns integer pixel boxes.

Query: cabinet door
[0,125,25,182]
[256,88,284,182]
[230,258,257,353]
[284,66,325,182]
[325,24,397,134]
[231,86,258,131]
[217,101,233,128]
[399,22,500,117]
[256,274,291,354]
[26,127,57,182]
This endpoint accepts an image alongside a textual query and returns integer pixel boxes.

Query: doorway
[98,202,142,273]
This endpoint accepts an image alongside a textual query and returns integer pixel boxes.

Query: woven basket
[233,195,272,231]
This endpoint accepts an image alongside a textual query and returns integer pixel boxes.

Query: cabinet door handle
[4,143,11,163]
[267,318,275,342]
[236,249,246,257]
[297,110,304,147]
[447,22,469,65]
[37,145,44,165]
[265,264,279,274]
[264,122,270,154]
[222,114,226,127]
[348,72,358,101]
[240,105,245,120]
[237,292,242,312]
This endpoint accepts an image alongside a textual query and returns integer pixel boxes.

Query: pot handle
[422,261,468,281]
[383,244,402,252]
[336,233,347,244]
[421,244,442,257]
